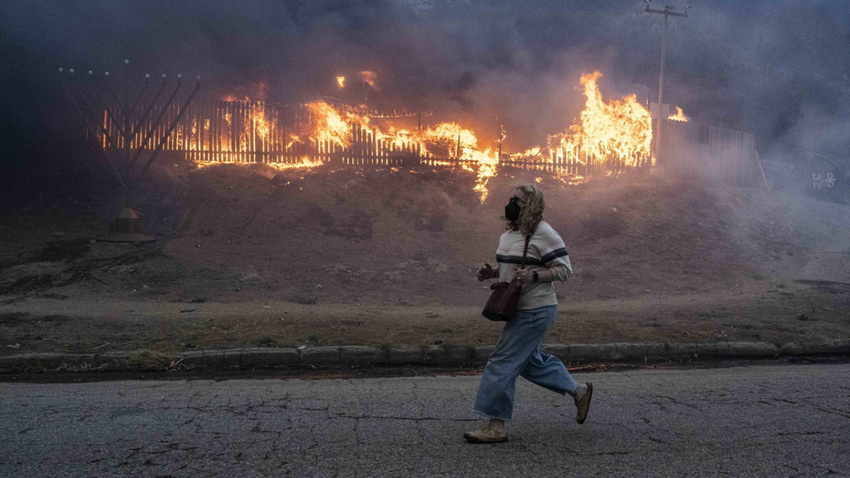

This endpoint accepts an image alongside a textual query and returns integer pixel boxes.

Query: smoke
[1,0,847,176]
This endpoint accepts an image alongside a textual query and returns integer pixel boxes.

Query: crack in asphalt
[656,395,702,411]
[3,365,849,476]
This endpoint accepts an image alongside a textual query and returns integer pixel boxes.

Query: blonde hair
[505,184,545,236]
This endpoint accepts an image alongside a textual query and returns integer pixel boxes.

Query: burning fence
[73,66,761,204]
[549,71,654,172]
[83,71,662,201]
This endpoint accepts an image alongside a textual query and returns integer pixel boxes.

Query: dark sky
[1,0,848,174]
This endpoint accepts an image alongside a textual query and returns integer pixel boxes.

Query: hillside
[1,159,848,350]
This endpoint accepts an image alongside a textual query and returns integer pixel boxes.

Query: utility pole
[496,119,505,164]
[645,1,688,167]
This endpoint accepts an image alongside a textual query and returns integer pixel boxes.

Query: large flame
[552,71,653,168]
[305,101,356,148]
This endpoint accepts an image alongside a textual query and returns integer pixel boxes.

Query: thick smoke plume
[1,0,847,177]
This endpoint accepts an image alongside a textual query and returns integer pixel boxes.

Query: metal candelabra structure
[59,60,201,242]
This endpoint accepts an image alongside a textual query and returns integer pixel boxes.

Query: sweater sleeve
[538,228,572,282]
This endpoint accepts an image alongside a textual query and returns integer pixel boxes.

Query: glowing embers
[265,157,324,171]
[194,156,323,171]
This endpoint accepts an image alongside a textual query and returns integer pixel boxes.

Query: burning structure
[76,70,677,203]
[74,67,760,206]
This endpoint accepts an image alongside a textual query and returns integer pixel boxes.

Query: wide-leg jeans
[473,304,579,420]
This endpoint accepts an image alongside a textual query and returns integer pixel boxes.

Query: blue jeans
[473,305,579,420]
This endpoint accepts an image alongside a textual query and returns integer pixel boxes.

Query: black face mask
[505,197,521,222]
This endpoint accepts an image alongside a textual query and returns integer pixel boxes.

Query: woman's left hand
[515,268,532,285]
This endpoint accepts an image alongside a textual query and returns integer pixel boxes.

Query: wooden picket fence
[662,120,758,185]
[88,99,754,183]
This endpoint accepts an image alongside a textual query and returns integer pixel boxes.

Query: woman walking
[464,184,593,443]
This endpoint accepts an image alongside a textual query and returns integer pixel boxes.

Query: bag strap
[520,235,531,270]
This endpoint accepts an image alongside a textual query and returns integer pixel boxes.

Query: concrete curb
[1,340,849,374]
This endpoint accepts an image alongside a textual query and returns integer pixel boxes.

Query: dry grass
[1,162,848,356]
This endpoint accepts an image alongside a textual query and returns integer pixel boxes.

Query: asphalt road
[2,363,848,477]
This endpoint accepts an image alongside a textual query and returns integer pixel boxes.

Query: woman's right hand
[476,263,496,281]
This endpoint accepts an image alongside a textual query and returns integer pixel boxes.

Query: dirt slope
[3,159,848,304]
[1,159,847,352]
[154,161,847,305]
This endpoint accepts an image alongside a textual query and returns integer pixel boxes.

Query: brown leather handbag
[482,235,531,322]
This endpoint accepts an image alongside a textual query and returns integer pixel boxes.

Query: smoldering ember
[1,1,848,476]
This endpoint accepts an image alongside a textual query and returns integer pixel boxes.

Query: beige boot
[463,426,508,443]
[575,382,594,424]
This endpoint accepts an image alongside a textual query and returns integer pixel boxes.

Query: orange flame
[668,106,688,122]
[253,110,270,140]
[369,120,498,200]
[312,103,499,199]
[336,76,345,88]
[510,146,542,162]
[195,156,323,171]
[184,71,650,201]
[305,101,371,148]
[553,71,653,167]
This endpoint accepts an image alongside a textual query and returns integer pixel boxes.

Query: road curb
[1,340,849,374]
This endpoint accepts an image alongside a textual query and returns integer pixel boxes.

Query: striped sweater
[495,220,572,310]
